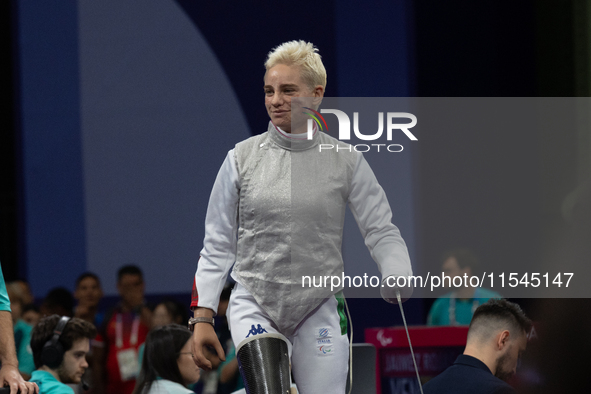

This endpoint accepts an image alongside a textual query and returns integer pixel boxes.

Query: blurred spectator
[93,265,151,394]
[72,272,104,394]
[138,299,188,364]
[74,272,104,328]
[152,300,187,328]
[7,280,34,307]
[427,249,501,326]
[16,281,34,306]
[6,281,36,379]
[40,287,75,318]
[1,266,39,393]
[21,304,41,328]
[132,324,199,394]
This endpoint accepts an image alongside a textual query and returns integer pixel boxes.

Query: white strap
[116,313,140,348]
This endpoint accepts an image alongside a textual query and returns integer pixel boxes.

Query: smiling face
[264,63,323,133]
[177,338,200,386]
[57,338,89,384]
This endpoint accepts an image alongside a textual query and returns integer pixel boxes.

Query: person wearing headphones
[29,315,96,394]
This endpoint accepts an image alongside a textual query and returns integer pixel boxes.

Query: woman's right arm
[192,150,239,369]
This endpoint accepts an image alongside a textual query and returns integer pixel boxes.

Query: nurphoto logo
[304,108,418,153]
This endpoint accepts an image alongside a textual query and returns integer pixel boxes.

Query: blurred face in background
[441,257,471,287]
[15,280,34,306]
[22,308,41,327]
[117,274,144,308]
[152,304,173,328]
[75,276,103,308]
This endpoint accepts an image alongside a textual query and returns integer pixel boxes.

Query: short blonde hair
[265,40,327,90]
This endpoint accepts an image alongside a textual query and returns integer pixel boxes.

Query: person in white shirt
[190,40,413,394]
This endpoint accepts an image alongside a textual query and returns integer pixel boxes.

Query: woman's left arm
[347,153,414,302]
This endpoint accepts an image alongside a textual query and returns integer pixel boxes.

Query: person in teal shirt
[427,249,502,326]
[13,319,35,377]
[0,266,10,313]
[6,282,36,379]
[1,264,39,393]
[28,370,74,394]
[29,315,96,394]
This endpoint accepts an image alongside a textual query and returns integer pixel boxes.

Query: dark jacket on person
[423,354,516,394]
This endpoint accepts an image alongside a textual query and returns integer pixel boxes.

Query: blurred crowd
[3,265,242,394]
[4,247,554,393]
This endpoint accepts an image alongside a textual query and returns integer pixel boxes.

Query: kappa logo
[246,324,268,338]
